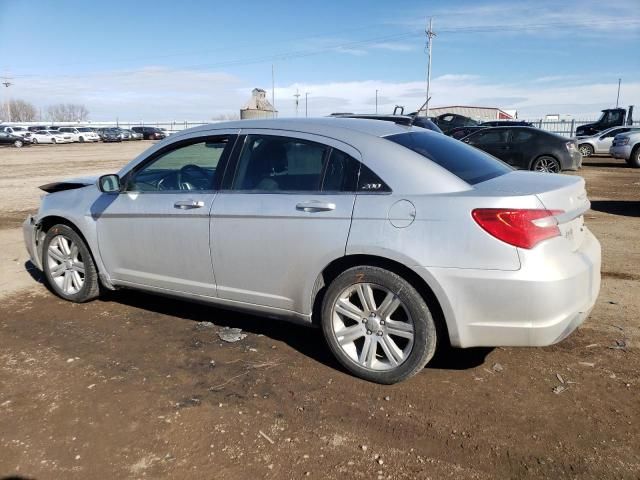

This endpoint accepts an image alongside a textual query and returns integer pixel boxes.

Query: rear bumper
[609,145,631,159]
[419,229,601,348]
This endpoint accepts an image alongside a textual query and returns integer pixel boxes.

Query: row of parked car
[334,110,640,171]
[0,124,171,148]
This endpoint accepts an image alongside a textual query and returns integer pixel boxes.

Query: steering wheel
[177,164,210,190]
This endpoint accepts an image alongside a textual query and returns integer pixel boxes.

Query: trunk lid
[475,171,589,251]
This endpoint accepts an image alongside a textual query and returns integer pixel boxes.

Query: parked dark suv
[461,126,581,173]
[131,126,167,140]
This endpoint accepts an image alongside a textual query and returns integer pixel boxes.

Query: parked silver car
[610,131,640,168]
[23,118,601,383]
[577,125,640,157]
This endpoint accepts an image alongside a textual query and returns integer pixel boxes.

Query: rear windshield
[386,131,512,185]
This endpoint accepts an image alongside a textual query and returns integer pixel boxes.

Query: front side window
[232,135,329,192]
[126,137,231,192]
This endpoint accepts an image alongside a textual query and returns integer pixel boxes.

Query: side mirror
[98,174,121,193]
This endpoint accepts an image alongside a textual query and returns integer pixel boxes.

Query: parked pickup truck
[609,131,640,168]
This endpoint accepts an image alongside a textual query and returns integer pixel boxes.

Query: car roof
[176,117,418,142]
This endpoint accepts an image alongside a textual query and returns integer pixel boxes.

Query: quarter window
[126,137,231,192]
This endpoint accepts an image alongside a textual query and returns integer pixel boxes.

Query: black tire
[42,224,100,303]
[321,266,437,384]
[79,136,85,143]
[627,146,640,168]
[32,137,38,144]
[14,139,23,148]
[52,138,57,144]
[578,143,593,157]
[531,155,561,173]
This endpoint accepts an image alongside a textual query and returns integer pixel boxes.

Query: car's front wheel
[31,137,38,144]
[578,144,593,157]
[42,224,100,302]
[627,146,640,168]
[321,266,437,384]
[13,139,23,148]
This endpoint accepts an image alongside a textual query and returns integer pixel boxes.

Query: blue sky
[1,0,638,120]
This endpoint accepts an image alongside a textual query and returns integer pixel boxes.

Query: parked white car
[0,125,30,137]
[30,130,74,144]
[57,127,100,143]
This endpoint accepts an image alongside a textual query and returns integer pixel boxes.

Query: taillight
[472,208,564,249]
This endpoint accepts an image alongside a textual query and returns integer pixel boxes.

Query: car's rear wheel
[578,144,593,157]
[42,224,100,302]
[627,146,640,168]
[321,266,437,384]
[32,138,38,144]
[531,156,561,173]
[13,139,23,148]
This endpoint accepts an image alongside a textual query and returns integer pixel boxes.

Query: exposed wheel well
[312,254,450,347]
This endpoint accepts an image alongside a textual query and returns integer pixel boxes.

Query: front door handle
[296,201,336,212]
[174,200,204,210]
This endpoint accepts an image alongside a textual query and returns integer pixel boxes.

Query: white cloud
[7,67,639,121]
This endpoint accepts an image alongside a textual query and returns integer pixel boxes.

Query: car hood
[39,175,99,193]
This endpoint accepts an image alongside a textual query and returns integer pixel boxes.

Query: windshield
[386,131,512,185]
[77,127,91,132]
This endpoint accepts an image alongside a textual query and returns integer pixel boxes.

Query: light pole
[305,92,309,117]
[375,89,378,114]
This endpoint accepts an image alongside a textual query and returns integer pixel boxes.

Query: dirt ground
[0,143,638,479]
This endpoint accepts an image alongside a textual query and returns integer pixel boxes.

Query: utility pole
[1,78,12,121]
[616,78,621,108]
[294,89,301,117]
[425,17,436,117]
[305,92,309,117]
[375,89,378,114]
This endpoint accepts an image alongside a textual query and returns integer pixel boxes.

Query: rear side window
[386,131,511,185]
[232,135,329,192]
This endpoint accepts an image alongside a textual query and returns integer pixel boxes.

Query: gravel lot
[0,142,638,479]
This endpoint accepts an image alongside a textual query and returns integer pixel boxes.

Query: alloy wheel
[533,157,560,173]
[46,234,85,295]
[331,282,414,371]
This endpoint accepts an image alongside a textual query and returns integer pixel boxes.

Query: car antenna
[409,98,430,127]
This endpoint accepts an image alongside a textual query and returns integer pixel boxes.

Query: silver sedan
[24,118,601,384]
[577,125,640,157]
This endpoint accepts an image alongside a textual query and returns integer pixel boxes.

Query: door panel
[97,192,217,296]
[211,193,354,312]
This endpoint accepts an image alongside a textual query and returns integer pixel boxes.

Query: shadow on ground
[590,200,640,217]
[100,289,490,373]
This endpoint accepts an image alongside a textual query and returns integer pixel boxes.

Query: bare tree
[0,99,38,122]
[46,103,90,122]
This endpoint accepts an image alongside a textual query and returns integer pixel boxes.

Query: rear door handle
[174,200,204,210]
[296,201,336,212]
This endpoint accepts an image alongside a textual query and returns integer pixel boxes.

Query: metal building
[427,105,515,121]
[240,88,277,120]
